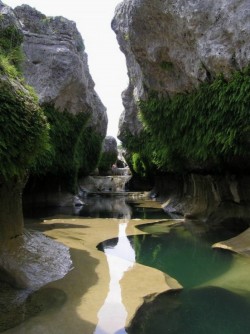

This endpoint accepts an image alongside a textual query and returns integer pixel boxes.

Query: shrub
[137,68,250,173]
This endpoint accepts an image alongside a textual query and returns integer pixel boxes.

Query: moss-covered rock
[26,104,103,193]
[121,69,250,175]
[0,75,49,240]
[98,136,118,174]
[0,77,49,181]
[0,3,49,240]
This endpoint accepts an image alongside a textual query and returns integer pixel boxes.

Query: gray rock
[14,4,107,136]
[102,136,118,156]
[112,0,250,139]
[0,0,22,32]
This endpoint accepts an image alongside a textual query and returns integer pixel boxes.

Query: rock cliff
[112,0,250,224]
[15,4,107,136]
[112,0,250,138]
[0,0,106,290]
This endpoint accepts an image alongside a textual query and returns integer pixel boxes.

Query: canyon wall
[0,1,108,239]
[112,0,250,224]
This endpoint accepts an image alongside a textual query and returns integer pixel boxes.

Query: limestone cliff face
[112,0,250,223]
[112,0,250,138]
[14,5,107,136]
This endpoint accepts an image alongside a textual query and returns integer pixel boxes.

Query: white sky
[5,0,128,141]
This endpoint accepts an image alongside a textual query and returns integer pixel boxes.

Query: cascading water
[79,163,132,194]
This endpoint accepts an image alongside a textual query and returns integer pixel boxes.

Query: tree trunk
[0,177,24,241]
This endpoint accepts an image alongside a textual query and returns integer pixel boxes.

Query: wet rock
[153,173,250,226]
[213,228,250,256]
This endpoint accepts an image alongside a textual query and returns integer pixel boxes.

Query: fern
[121,68,250,175]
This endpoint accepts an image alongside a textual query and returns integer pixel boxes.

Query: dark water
[24,195,168,220]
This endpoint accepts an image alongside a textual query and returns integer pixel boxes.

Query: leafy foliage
[0,26,24,78]
[122,68,250,175]
[30,104,103,192]
[120,129,156,177]
[0,79,50,180]
[0,22,50,182]
[98,151,117,173]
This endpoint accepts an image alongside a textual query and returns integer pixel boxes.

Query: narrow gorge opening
[1,0,250,333]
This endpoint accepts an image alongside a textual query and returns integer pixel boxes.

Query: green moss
[120,129,156,177]
[121,68,250,175]
[30,105,103,192]
[0,78,50,180]
[137,68,250,173]
[160,61,174,71]
[98,151,117,173]
[0,26,24,78]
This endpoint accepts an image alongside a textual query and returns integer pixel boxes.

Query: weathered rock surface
[0,0,21,31]
[153,173,250,227]
[0,230,72,289]
[213,228,250,255]
[112,0,250,137]
[14,4,107,136]
[80,175,132,193]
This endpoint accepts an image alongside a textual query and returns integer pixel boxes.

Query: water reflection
[24,196,133,220]
[79,196,132,219]
[94,217,135,334]
[130,225,234,289]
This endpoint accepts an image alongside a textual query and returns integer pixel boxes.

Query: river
[1,194,250,333]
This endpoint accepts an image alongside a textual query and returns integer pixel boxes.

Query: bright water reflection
[94,217,135,334]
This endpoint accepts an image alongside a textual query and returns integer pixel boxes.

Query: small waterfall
[79,175,132,194]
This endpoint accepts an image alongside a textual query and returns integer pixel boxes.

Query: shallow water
[2,195,250,333]
[99,217,250,333]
